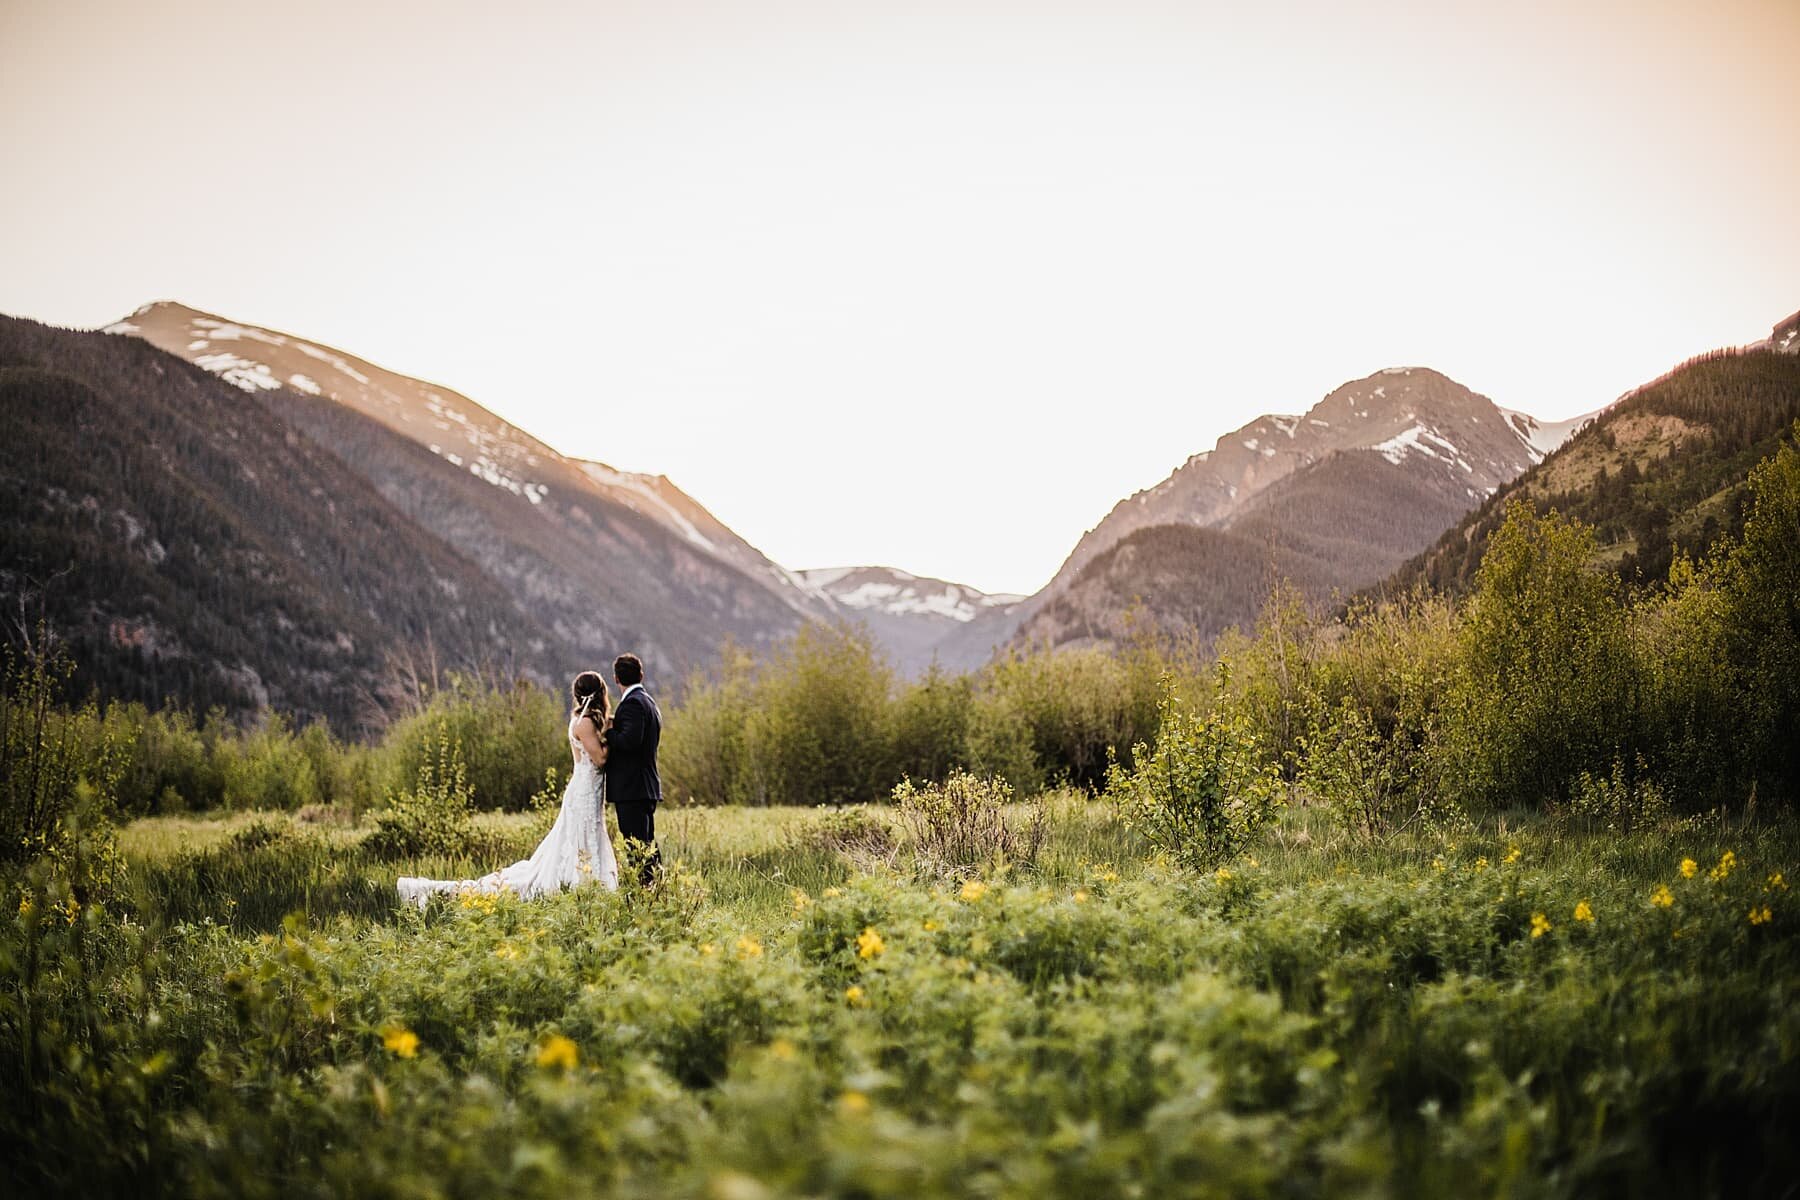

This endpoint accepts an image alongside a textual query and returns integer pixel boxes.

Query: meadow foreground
[4,801,1796,1199]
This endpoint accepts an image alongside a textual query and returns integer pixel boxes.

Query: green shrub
[804,804,897,861]
[379,680,565,812]
[214,712,324,811]
[1716,428,1800,800]
[889,666,973,785]
[893,770,1043,879]
[1438,502,1639,810]
[366,722,478,860]
[1108,679,1281,870]
[1,642,131,901]
[1567,755,1670,833]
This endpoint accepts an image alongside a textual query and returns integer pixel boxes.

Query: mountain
[106,302,831,678]
[1013,366,1593,649]
[0,315,563,730]
[797,566,1025,673]
[1381,318,1800,596]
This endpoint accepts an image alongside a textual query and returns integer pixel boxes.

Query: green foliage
[1716,427,1800,797]
[978,641,1168,791]
[892,770,1043,879]
[1440,502,1638,810]
[1299,695,1421,838]
[1108,680,1282,869]
[365,723,478,860]
[379,680,566,812]
[662,628,1171,807]
[1568,755,1670,834]
[0,642,131,901]
[888,665,974,785]
[8,806,1798,1197]
[747,623,895,806]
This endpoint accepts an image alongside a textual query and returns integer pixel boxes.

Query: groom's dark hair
[613,653,644,686]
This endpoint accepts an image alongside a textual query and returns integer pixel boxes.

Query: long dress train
[397,718,619,906]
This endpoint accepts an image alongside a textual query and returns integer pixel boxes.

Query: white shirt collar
[619,683,644,702]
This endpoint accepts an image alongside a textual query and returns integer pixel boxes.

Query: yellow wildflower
[1749,905,1772,926]
[735,935,764,960]
[381,1026,420,1059]
[838,1090,871,1116]
[1767,871,1788,892]
[922,918,940,931]
[535,1034,579,1071]
[856,927,885,959]
[822,887,843,899]
[1650,884,1674,909]
[1573,900,1594,924]
[493,942,520,960]
[1094,866,1120,884]
[1529,912,1552,939]
[959,879,989,902]
[1679,858,1697,879]
[1503,845,1521,865]
[792,890,812,914]
[16,897,31,918]
[1431,858,1446,873]
[1073,889,1090,904]
[844,984,867,1007]
[1474,857,1489,872]
[1709,850,1737,882]
[1214,866,1233,883]
[769,1038,797,1061]
[699,942,718,957]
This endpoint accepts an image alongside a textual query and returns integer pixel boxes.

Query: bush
[1716,428,1800,800]
[214,712,324,811]
[800,804,898,869]
[1108,679,1281,870]
[366,722,478,860]
[889,666,974,786]
[1438,502,1638,810]
[894,770,1043,879]
[379,681,566,812]
[976,643,1166,791]
[1567,755,1670,833]
[746,623,895,806]
[0,642,131,901]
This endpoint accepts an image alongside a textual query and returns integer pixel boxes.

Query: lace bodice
[569,715,599,769]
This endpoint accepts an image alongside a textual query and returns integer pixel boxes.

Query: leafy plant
[365,721,477,860]
[1106,678,1281,870]
[893,770,1043,879]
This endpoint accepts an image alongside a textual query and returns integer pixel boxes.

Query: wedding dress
[397,717,619,906]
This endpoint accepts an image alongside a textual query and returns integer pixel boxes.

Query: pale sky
[4,0,1797,595]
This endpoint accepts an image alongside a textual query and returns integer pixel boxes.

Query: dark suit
[603,685,662,880]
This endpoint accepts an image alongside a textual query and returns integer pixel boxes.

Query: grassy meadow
[5,797,1796,1198]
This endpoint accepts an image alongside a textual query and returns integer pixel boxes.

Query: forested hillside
[1384,348,1800,595]
[0,316,563,731]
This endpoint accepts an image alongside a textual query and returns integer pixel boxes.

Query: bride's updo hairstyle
[570,670,609,729]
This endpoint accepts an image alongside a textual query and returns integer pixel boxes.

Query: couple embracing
[397,654,662,907]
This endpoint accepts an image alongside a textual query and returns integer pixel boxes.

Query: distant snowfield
[799,567,1024,623]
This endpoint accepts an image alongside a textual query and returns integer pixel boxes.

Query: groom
[603,652,662,884]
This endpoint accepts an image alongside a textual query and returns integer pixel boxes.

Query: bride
[397,671,620,906]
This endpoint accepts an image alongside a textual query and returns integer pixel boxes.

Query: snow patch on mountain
[1375,423,1469,469]
[800,567,1023,624]
[1500,406,1605,462]
[579,462,716,551]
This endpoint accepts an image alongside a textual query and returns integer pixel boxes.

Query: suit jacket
[603,687,662,807]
